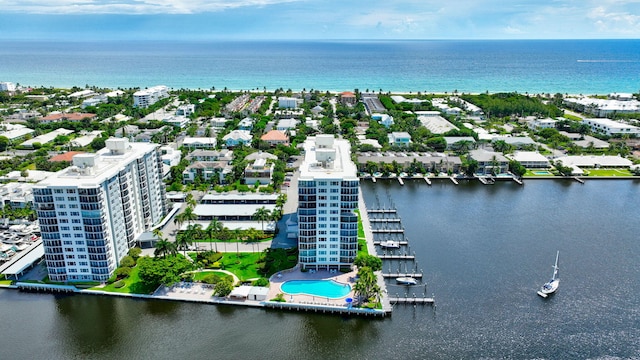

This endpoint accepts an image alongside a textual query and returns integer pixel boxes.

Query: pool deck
[268,266,357,306]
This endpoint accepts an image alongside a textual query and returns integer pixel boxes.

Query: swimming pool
[534,171,552,175]
[280,280,351,299]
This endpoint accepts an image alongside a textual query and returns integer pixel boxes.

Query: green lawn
[0,280,13,286]
[192,270,233,282]
[220,252,263,281]
[192,238,273,243]
[96,266,156,294]
[583,169,633,176]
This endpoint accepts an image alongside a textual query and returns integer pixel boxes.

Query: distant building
[0,82,16,92]
[468,149,509,175]
[527,118,557,131]
[581,118,640,137]
[276,118,298,131]
[260,130,289,147]
[222,130,252,148]
[506,151,551,168]
[39,112,97,124]
[388,132,412,147]
[244,158,275,185]
[175,104,195,117]
[133,85,169,108]
[34,138,167,282]
[182,137,217,150]
[340,91,357,106]
[278,97,300,109]
[372,113,394,128]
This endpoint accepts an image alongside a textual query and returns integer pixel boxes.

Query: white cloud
[0,0,299,14]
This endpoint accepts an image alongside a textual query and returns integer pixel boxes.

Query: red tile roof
[40,113,97,122]
[261,130,289,141]
[49,151,84,162]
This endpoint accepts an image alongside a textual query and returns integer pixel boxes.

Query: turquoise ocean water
[1,39,639,94]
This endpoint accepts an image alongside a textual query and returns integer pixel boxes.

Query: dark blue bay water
[1,180,639,359]
[1,39,639,93]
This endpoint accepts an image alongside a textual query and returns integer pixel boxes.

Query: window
[60,219,69,223]
[58,204,66,209]
[73,226,82,231]
[62,234,71,238]
[54,189,64,194]
[69,204,78,208]
[74,234,83,238]
[319,217,326,221]
[330,196,338,200]
[330,181,339,186]
[75,241,84,245]
[318,181,327,186]
[63,241,73,245]
[55,197,64,201]
[60,226,70,231]
[70,212,79,216]
[72,219,80,223]
[58,212,67,216]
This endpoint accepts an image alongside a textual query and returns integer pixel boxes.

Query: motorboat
[537,251,560,298]
[379,240,400,249]
[396,277,418,286]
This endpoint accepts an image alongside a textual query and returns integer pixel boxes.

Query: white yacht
[537,251,560,298]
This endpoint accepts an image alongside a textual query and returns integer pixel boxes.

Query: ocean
[1,39,639,94]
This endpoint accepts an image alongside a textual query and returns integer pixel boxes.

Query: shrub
[119,255,135,268]
[212,261,222,269]
[201,273,223,284]
[271,293,286,302]
[252,278,269,287]
[128,247,142,260]
[106,274,118,284]
[115,267,132,279]
[113,280,125,288]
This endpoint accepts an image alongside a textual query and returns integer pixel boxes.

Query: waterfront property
[298,135,359,271]
[280,279,351,299]
[33,138,167,282]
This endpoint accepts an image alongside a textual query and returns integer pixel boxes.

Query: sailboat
[537,251,560,298]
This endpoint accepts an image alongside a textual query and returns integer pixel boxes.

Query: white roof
[554,155,632,167]
[223,130,252,141]
[183,137,217,145]
[229,285,252,298]
[299,135,358,181]
[0,127,35,140]
[193,204,276,217]
[1,242,44,276]
[417,114,458,134]
[201,193,278,202]
[507,151,550,163]
[20,128,74,147]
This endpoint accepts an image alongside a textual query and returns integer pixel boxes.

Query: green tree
[0,136,9,152]
[253,206,271,231]
[353,254,383,271]
[206,218,223,252]
[353,266,381,305]
[214,277,234,297]
[154,239,177,258]
[137,256,193,289]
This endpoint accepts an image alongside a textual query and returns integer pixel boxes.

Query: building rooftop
[35,138,158,188]
[299,135,358,180]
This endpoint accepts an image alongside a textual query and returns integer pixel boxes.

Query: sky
[0,0,639,40]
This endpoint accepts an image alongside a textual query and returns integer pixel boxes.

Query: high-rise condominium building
[297,135,359,271]
[33,138,167,282]
[133,85,169,108]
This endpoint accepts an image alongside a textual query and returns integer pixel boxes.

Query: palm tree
[275,194,287,217]
[253,206,271,231]
[173,212,185,233]
[206,218,223,252]
[181,206,197,226]
[185,193,197,208]
[154,239,177,258]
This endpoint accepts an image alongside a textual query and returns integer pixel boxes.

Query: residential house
[388,132,412,147]
[222,130,252,148]
[372,113,394,128]
[244,158,275,186]
[186,149,233,162]
[260,130,290,147]
[238,117,255,131]
[276,118,299,132]
[468,149,509,175]
[182,137,217,150]
[506,151,551,168]
[340,91,357,106]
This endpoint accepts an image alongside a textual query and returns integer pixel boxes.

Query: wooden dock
[373,240,408,245]
[379,254,415,260]
[382,273,423,278]
[367,209,397,214]
[389,296,435,304]
[372,229,404,233]
[369,218,401,223]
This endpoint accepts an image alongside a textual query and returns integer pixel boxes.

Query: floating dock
[373,240,408,245]
[449,176,459,185]
[367,209,397,214]
[372,229,404,233]
[369,218,401,223]
[379,254,415,260]
[389,296,435,305]
[382,273,423,278]
[573,177,585,184]
[424,177,432,185]
[398,177,404,185]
